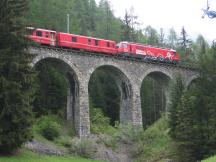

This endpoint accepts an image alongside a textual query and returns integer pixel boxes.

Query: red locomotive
[26,27,180,63]
[116,42,180,63]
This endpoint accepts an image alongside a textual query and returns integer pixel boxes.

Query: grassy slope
[0,149,100,162]
[202,156,216,162]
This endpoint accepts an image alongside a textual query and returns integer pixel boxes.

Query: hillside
[0,117,177,162]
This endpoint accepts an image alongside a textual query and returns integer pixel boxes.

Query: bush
[33,115,61,140]
[90,107,117,135]
[69,138,95,158]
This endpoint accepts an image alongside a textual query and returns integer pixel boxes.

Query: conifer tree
[0,0,35,153]
[174,93,200,162]
[169,46,216,160]
[168,76,184,138]
[178,27,192,60]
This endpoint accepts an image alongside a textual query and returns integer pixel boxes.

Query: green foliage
[173,91,203,162]
[169,46,216,161]
[132,117,177,162]
[69,138,95,159]
[0,0,35,153]
[55,136,72,148]
[141,76,166,128]
[90,106,117,135]
[89,69,120,126]
[114,123,142,144]
[202,155,216,162]
[33,60,68,117]
[144,25,159,46]
[26,0,74,32]
[33,115,61,141]
[168,76,184,138]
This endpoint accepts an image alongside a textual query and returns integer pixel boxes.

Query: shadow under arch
[32,57,80,135]
[88,65,133,128]
[140,71,172,128]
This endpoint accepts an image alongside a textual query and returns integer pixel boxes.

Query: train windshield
[116,43,128,49]
[25,27,35,35]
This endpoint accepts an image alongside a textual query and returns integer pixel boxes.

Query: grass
[0,149,101,162]
[202,156,216,162]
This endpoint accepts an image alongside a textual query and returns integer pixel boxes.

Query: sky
[96,0,216,43]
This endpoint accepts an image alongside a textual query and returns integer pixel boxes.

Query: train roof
[36,28,57,33]
[59,32,116,42]
[26,27,57,33]
[119,41,176,51]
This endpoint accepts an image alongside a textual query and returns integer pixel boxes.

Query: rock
[25,140,65,156]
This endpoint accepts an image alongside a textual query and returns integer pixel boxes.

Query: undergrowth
[30,109,178,161]
[131,117,178,162]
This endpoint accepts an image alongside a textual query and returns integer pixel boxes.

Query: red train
[26,27,180,63]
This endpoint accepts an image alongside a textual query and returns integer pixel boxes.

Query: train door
[129,45,132,54]
[130,44,136,55]
[50,32,56,46]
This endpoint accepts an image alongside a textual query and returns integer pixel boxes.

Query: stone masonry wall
[30,47,199,137]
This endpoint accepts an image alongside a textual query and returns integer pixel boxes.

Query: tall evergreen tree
[169,46,216,161]
[0,0,35,153]
[178,26,192,59]
[72,0,90,35]
[121,9,132,41]
[167,27,178,49]
[88,0,97,32]
[144,25,159,46]
[158,28,165,47]
[193,35,208,63]
[168,76,184,138]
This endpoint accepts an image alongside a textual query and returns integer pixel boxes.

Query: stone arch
[140,68,173,88]
[140,69,172,127]
[88,64,133,126]
[185,74,200,89]
[32,54,80,135]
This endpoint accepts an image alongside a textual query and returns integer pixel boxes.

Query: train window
[36,31,42,37]
[72,37,77,42]
[45,32,49,38]
[26,27,34,35]
[88,39,91,45]
[95,40,99,46]
[107,42,110,47]
[122,44,128,48]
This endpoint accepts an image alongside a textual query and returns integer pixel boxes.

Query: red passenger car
[57,32,117,55]
[27,28,117,55]
[116,41,180,63]
[26,28,57,46]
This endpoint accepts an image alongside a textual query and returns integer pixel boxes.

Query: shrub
[33,115,61,140]
[69,138,95,158]
[55,136,71,148]
[90,107,117,135]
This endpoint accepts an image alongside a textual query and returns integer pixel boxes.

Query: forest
[0,0,216,162]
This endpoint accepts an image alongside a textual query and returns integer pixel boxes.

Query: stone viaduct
[30,47,199,137]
